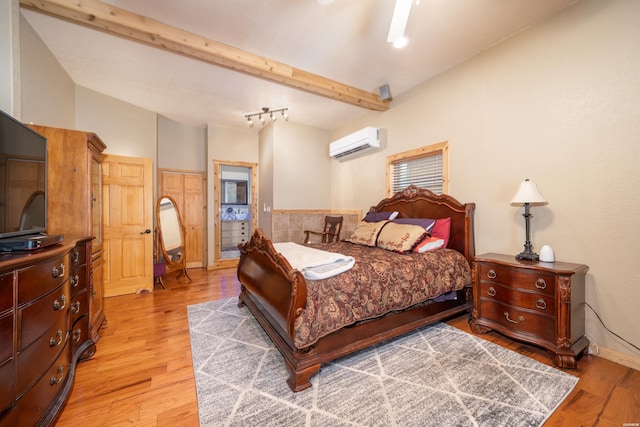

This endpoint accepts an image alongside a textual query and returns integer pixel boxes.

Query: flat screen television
[0,109,48,239]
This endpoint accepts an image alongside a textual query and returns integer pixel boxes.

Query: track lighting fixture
[244,107,289,127]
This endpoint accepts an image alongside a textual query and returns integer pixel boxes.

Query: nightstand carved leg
[469,312,492,334]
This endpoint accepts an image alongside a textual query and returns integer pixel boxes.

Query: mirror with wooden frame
[156,195,191,281]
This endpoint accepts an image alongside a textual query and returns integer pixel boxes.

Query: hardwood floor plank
[54,268,639,426]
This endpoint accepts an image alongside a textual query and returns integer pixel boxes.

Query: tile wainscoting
[271,210,362,244]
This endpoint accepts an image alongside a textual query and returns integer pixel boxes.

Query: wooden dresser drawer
[16,342,71,425]
[71,315,90,356]
[479,282,555,313]
[69,265,86,297]
[18,283,70,351]
[0,359,14,416]
[71,288,88,324]
[0,315,12,363]
[17,307,68,395]
[478,263,555,297]
[17,254,69,304]
[0,272,12,313]
[70,244,87,268]
[480,299,555,344]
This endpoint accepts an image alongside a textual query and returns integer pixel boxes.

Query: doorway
[213,161,258,268]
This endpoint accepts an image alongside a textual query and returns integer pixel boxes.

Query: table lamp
[511,179,547,261]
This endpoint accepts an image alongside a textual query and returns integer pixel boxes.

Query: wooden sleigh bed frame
[237,186,476,392]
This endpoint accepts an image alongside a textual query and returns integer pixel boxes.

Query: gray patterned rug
[187,298,578,427]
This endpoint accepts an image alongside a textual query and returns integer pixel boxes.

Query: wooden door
[159,170,206,268]
[102,154,154,296]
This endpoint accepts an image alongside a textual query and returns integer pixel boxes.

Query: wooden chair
[304,215,343,244]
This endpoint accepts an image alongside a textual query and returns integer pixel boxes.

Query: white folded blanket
[273,242,355,280]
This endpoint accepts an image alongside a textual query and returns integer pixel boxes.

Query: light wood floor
[55,268,640,426]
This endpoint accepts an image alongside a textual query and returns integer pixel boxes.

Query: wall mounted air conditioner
[329,127,380,159]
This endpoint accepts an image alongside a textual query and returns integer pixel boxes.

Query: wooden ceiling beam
[19,0,390,111]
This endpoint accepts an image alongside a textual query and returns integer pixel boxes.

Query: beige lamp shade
[511,179,547,205]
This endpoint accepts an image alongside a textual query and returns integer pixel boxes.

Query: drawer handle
[70,274,80,288]
[71,250,79,263]
[504,312,524,324]
[50,365,65,386]
[487,287,496,297]
[535,278,547,289]
[536,299,547,310]
[486,269,497,279]
[52,263,65,278]
[49,330,63,347]
[71,301,81,314]
[53,294,66,311]
[73,328,82,343]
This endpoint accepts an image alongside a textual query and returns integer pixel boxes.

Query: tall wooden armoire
[28,125,106,342]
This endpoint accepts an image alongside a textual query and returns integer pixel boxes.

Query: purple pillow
[362,211,398,222]
[393,218,436,233]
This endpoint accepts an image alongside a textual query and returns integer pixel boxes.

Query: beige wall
[207,123,258,266]
[1,0,20,115]
[331,0,640,360]
[19,13,75,128]
[158,115,206,171]
[272,121,331,209]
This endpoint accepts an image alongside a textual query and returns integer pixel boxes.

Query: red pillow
[430,217,451,248]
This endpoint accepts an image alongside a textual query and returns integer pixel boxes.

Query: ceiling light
[244,107,289,127]
[387,0,413,48]
[392,37,408,49]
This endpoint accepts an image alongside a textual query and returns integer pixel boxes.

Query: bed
[237,185,476,392]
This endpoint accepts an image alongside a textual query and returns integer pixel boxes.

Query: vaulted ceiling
[20,0,578,130]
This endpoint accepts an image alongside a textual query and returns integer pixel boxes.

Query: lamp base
[516,251,539,261]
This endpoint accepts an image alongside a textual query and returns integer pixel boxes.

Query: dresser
[470,253,589,368]
[0,238,95,426]
[28,125,106,343]
[221,221,250,251]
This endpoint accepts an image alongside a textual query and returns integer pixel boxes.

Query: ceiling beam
[19,0,390,112]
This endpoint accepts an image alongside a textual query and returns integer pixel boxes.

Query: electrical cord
[583,302,640,352]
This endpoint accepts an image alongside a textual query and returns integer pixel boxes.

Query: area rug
[187,298,578,427]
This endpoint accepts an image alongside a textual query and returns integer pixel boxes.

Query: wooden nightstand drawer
[478,264,555,297]
[471,252,589,369]
[479,282,555,313]
[480,299,555,344]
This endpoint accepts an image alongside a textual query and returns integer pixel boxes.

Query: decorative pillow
[346,220,389,246]
[393,217,436,233]
[362,211,399,222]
[430,217,451,248]
[376,222,428,253]
[413,236,446,253]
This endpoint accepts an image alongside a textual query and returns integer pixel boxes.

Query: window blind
[391,153,443,194]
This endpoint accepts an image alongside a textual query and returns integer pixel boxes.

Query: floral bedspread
[292,242,472,349]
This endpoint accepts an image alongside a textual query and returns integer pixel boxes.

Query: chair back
[322,215,343,243]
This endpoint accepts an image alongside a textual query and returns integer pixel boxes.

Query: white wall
[331,0,640,359]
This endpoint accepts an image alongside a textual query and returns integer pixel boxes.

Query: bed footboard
[236,228,307,343]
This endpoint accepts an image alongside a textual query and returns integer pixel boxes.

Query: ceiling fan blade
[387,0,413,43]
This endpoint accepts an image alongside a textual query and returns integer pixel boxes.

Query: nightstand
[469,253,589,368]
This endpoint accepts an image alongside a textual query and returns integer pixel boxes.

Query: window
[387,141,448,196]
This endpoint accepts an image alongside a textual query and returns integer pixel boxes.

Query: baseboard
[596,346,640,371]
